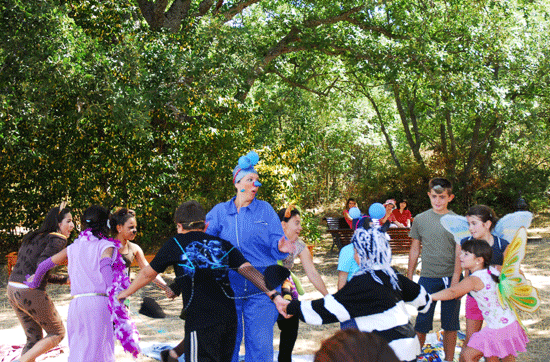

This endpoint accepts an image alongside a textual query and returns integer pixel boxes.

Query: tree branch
[269,69,328,96]
[223,0,262,21]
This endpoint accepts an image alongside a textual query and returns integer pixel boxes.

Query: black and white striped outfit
[287,269,431,362]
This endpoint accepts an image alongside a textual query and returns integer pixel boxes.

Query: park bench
[324,217,414,254]
[386,228,414,254]
[324,217,353,252]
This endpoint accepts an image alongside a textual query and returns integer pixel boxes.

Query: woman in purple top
[25,205,139,362]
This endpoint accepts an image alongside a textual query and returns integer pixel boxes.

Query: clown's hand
[278,236,296,254]
[274,295,291,318]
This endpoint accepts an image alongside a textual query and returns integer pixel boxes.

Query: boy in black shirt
[117,200,288,362]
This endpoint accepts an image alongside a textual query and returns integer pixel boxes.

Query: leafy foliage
[1,0,549,254]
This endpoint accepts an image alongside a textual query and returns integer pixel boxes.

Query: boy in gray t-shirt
[407,178,462,362]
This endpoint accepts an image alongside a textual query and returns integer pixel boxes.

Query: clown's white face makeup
[282,214,302,242]
[117,217,137,242]
[58,213,74,238]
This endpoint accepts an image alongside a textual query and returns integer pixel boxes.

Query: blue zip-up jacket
[206,197,288,296]
[206,196,288,296]
[206,196,287,266]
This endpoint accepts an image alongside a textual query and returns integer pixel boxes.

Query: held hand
[278,236,296,254]
[116,291,128,302]
[274,295,292,318]
[24,257,57,289]
[165,287,177,299]
[24,274,38,289]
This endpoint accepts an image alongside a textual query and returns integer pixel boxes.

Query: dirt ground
[1,237,549,361]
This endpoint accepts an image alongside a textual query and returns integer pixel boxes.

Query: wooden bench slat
[324,217,414,254]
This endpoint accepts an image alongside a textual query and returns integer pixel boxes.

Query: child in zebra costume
[286,203,432,362]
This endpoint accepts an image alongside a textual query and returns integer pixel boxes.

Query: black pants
[276,314,300,362]
[180,319,237,362]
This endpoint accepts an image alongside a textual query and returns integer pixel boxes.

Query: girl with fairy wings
[428,231,539,362]
[440,206,533,347]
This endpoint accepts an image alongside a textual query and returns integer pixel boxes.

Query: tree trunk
[364,92,402,171]
[392,83,425,168]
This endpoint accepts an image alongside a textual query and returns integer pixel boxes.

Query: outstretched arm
[298,247,328,296]
[337,271,348,290]
[238,262,290,317]
[431,275,482,302]
[117,265,158,300]
[25,248,68,288]
[134,246,175,298]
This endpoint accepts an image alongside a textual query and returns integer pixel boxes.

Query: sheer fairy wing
[440,214,470,244]
[494,211,533,243]
[497,227,540,315]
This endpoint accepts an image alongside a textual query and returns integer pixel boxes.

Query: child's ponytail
[81,205,110,239]
[490,271,500,284]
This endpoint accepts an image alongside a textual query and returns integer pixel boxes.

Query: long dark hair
[81,205,110,239]
[345,198,356,210]
[466,205,498,231]
[461,239,500,283]
[109,208,136,236]
[22,205,71,245]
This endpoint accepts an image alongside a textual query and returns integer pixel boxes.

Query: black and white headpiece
[352,203,400,291]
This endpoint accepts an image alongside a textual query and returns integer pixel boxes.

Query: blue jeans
[415,276,461,333]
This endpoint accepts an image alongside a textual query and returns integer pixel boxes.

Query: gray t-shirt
[409,209,457,278]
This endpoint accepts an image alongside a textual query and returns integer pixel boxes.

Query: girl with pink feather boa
[25,205,140,361]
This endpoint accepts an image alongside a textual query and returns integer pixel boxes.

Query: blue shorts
[415,277,461,333]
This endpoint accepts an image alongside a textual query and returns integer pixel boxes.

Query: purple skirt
[67,296,115,362]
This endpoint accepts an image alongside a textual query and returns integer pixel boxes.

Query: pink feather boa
[106,235,141,358]
[80,230,141,358]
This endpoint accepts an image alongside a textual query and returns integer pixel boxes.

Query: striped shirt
[287,270,431,362]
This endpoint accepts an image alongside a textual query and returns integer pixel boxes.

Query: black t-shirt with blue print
[150,231,248,329]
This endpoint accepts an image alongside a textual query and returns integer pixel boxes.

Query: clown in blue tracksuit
[206,151,289,362]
